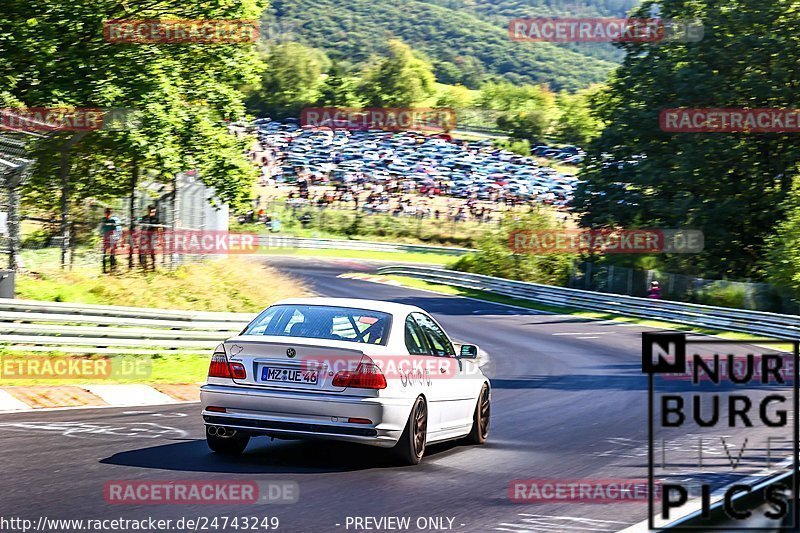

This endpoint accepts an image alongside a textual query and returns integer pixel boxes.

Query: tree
[434,62,464,86]
[358,40,436,107]
[497,111,549,144]
[260,0,620,90]
[450,55,487,89]
[248,42,330,117]
[476,81,557,139]
[2,0,266,266]
[451,210,575,286]
[316,62,359,107]
[477,82,556,113]
[764,174,800,294]
[574,0,800,279]
[435,85,474,109]
[553,87,605,146]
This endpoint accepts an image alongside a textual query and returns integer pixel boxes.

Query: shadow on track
[100,437,467,474]
[518,317,601,325]
[491,374,648,391]
[493,373,793,393]
[379,296,543,317]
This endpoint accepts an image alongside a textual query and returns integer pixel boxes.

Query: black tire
[206,427,250,456]
[394,396,427,465]
[466,384,490,444]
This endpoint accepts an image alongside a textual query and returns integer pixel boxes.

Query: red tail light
[229,363,247,379]
[332,356,387,390]
[208,352,247,379]
[208,353,231,378]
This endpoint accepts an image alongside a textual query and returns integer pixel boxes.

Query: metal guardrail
[258,235,473,256]
[0,298,253,354]
[376,265,800,339]
[0,238,467,354]
[0,298,250,321]
[375,266,800,531]
[6,264,799,352]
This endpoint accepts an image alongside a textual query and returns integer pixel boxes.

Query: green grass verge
[6,251,311,385]
[235,212,481,249]
[381,274,794,350]
[16,253,309,312]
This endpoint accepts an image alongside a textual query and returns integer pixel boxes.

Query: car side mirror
[459,344,479,359]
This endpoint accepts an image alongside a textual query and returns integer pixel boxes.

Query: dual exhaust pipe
[207,425,236,437]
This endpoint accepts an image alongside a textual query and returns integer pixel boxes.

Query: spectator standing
[138,205,160,271]
[100,208,122,274]
[647,281,662,299]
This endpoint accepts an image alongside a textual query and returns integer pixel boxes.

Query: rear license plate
[261,367,319,385]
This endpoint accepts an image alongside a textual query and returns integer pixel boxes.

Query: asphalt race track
[0,256,793,533]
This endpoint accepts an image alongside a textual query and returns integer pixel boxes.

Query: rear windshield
[242,305,391,345]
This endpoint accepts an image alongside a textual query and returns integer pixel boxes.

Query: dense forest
[265,0,640,90]
[574,0,800,286]
[254,0,800,299]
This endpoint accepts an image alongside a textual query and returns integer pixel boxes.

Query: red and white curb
[0,384,200,412]
[337,273,402,286]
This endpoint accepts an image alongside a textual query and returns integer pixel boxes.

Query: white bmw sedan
[200,297,490,464]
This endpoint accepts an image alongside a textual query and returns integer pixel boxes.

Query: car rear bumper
[200,384,412,447]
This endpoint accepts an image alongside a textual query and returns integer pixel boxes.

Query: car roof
[272,297,423,316]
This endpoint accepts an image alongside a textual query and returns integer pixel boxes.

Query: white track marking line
[496,513,626,532]
[552,332,611,336]
[0,420,189,439]
[338,273,549,314]
[519,514,627,524]
[0,400,198,415]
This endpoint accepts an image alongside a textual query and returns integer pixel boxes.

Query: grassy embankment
[1,252,309,385]
[378,274,794,351]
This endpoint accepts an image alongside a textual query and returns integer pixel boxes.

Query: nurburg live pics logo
[642,332,800,530]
